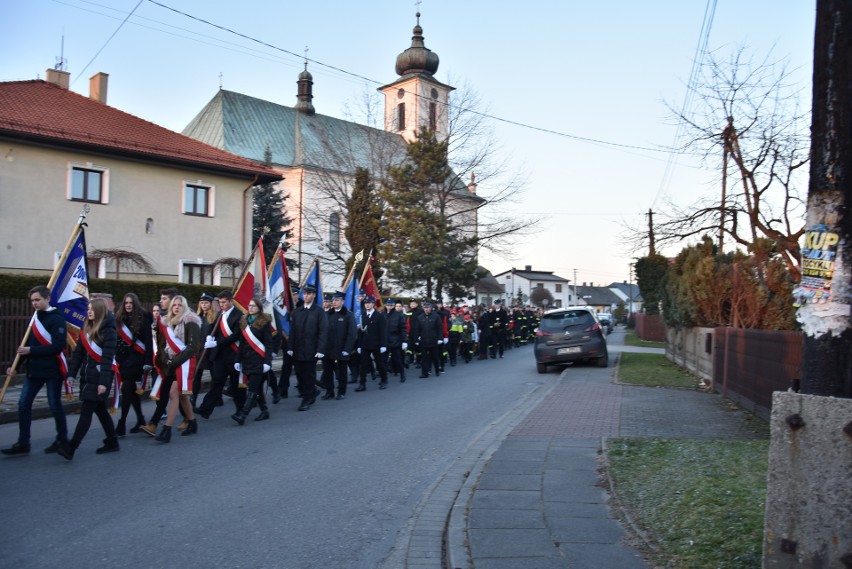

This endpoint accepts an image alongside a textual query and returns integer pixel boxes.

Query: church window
[429,102,437,132]
[397,103,406,131]
[328,212,340,253]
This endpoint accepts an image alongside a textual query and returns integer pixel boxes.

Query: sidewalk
[448,337,768,569]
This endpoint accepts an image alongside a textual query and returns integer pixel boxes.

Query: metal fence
[0,298,31,371]
[712,327,802,421]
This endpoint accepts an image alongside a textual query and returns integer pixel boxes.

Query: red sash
[161,321,196,395]
[118,322,146,355]
[79,332,121,412]
[238,325,266,387]
[220,316,239,352]
[30,313,70,396]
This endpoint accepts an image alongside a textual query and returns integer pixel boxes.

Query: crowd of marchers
[2,284,543,460]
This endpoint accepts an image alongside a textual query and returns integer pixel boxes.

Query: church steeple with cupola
[379,11,454,143]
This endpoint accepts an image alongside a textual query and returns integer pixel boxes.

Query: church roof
[0,80,281,183]
[182,89,407,173]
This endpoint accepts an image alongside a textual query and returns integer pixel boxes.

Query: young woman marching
[191,293,218,407]
[154,295,200,443]
[114,292,152,435]
[58,298,119,460]
[232,297,273,424]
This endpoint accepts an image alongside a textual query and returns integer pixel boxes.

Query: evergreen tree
[379,128,479,299]
[344,167,383,280]
[252,144,291,262]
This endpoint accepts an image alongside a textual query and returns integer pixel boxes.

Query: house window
[397,103,406,131]
[555,284,562,293]
[183,183,212,216]
[70,165,107,203]
[182,262,213,284]
[328,212,340,253]
[429,102,437,132]
[537,282,544,288]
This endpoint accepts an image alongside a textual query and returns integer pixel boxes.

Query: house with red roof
[0,68,281,284]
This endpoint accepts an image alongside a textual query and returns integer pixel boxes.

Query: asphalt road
[0,346,552,569]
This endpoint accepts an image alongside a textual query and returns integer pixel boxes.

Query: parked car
[533,307,608,373]
[598,315,614,335]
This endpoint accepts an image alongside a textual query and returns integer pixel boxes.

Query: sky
[2,0,816,289]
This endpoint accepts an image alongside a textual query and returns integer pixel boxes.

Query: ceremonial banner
[359,256,383,311]
[50,226,89,329]
[233,238,270,316]
[268,247,293,338]
[343,274,362,328]
[299,258,323,302]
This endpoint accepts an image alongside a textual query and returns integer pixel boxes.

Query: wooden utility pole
[646,209,655,256]
[799,0,852,399]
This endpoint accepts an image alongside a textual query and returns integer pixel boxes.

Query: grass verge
[618,352,699,388]
[624,330,665,348]
[606,438,768,569]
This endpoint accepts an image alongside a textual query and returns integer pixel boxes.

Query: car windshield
[540,311,595,331]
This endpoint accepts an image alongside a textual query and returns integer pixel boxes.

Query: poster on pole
[793,224,839,306]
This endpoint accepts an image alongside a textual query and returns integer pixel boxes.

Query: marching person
[434,300,451,372]
[356,295,388,391]
[153,295,200,443]
[460,313,477,363]
[232,297,273,424]
[477,304,491,360]
[447,309,463,367]
[58,297,119,460]
[191,292,218,407]
[114,292,152,436]
[196,290,245,419]
[2,285,69,456]
[413,300,442,378]
[490,299,509,358]
[288,284,327,411]
[385,299,408,382]
[320,290,356,400]
[140,287,179,436]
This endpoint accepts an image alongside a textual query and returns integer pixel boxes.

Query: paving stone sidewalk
[459,351,768,569]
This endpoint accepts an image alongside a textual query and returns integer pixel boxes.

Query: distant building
[183,13,483,290]
[608,281,642,314]
[492,266,572,307]
[0,70,280,282]
[574,283,624,314]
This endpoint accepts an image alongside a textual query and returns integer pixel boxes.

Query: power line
[71,0,144,86]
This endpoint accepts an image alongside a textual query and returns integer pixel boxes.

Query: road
[0,344,557,569]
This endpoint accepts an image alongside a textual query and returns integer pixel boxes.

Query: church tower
[379,12,454,143]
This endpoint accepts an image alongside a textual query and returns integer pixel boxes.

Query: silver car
[534,307,608,373]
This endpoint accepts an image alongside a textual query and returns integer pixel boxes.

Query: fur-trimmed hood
[240,312,272,330]
[167,309,202,328]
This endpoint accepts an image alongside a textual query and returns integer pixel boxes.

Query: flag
[359,256,383,311]
[268,248,293,337]
[50,226,89,329]
[233,238,274,327]
[299,258,323,302]
[343,273,362,327]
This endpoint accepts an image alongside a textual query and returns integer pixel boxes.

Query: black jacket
[325,306,357,360]
[211,306,244,362]
[290,303,328,361]
[386,310,407,348]
[358,310,387,350]
[413,311,443,348]
[235,313,273,374]
[115,311,153,372]
[68,315,117,402]
[24,308,67,378]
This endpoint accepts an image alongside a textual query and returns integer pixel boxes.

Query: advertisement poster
[793,224,839,306]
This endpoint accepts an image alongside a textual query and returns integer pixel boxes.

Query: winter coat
[115,311,153,374]
[413,311,443,348]
[156,310,201,377]
[24,308,67,379]
[386,310,407,348]
[358,310,387,350]
[210,306,244,363]
[68,314,117,402]
[325,306,357,360]
[235,312,273,375]
[290,302,328,361]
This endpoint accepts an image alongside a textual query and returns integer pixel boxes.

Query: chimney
[45,68,70,89]
[583,282,587,286]
[525,265,532,271]
[89,72,108,104]
[468,172,477,194]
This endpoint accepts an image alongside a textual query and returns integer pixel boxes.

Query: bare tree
[89,247,154,280]
[625,46,809,279]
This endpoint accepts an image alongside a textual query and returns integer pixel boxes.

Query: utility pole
[720,116,735,253]
[763,2,852,566]
[628,263,634,318]
[573,268,578,306]
[646,209,656,256]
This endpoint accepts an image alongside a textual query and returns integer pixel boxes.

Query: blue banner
[50,227,89,329]
[299,259,322,303]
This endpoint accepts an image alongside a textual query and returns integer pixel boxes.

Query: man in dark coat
[289,285,328,411]
[196,290,245,418]
[2,285,69,455]
[384,299,408,382]
[356,296,388,391]
[321,291,356,400]
[412,301,443,378]
[490,299,509,359]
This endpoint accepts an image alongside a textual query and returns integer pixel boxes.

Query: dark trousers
[71,399,116,445]
[118,365,144,426]
[200,355,245,413]
[294,360,319,399]
[448,336,460,365]
[387,346,406,379]
[359,348,387,385]
[419,345,441,377]
[191,351,211,399]
[17,375,67,444]
[278,351,293,392]
[490,330,505,357]
[321,359,348,395]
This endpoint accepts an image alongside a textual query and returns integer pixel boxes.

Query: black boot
[57,439,78,461]
[180,419,198,436]
[254,393,270,421]
[96,438,120,454]
[154,425,172,443]
[232,392,255,425]
[115,419,126,437]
